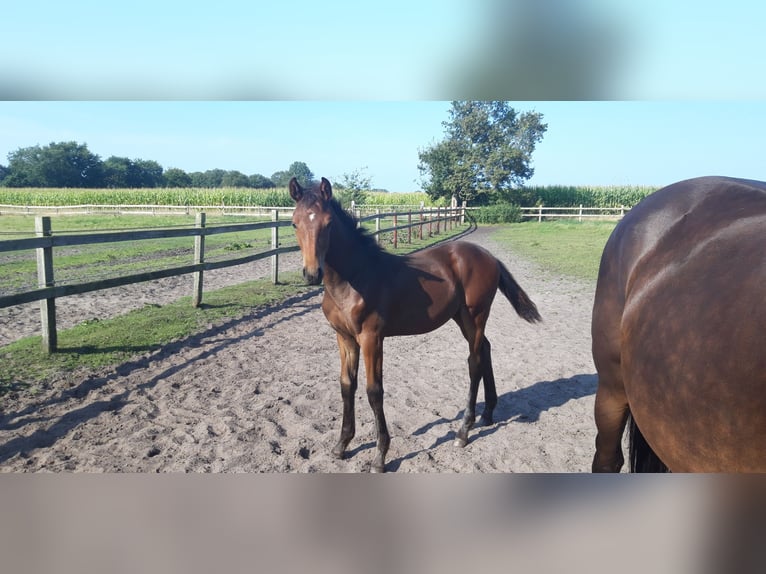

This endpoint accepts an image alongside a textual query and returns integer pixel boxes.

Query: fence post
[35,216,57,354]
[393,213,398,249]
[461,200,467,225]
[375,208,381,244]
[192,212,206,308]
[579,204,583,222]
[271,209,279,284]
[407,211,412,244]
[419,202,425,239]
[436,207,441,234]
[538,205,543,223]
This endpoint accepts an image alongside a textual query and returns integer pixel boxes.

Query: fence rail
[1,202,631,221]
[0,205,465,353]
[0,203,297,217]
[520,205,628,221]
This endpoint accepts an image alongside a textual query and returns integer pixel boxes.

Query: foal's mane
[328,198,384,254]
[301,183,384,255]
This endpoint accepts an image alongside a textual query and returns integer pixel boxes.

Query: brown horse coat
[289,177,540,472]
[592,176,766,472]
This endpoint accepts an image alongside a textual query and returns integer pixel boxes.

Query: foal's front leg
[361,333,390,473]
[332,332,359,460]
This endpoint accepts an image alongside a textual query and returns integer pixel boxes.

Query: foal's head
[289,177,335,285]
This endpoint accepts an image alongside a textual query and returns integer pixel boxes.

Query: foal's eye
[292,223,297,229]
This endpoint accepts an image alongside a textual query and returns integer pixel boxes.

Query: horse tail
[628,415,670,472]
[497,260,542,323]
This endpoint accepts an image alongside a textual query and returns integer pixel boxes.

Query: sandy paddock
[0,227,602,472]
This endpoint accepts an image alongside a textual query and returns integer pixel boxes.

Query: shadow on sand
[385,373,598,472]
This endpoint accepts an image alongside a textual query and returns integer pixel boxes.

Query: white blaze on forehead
[308,211,316,222]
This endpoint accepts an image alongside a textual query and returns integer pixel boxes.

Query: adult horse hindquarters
[591,176,766,472]
[289,177,541,472]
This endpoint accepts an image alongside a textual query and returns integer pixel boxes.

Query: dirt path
[0,227,601,472]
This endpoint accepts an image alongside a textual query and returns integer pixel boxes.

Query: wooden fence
[0,205,465,353]
[1,202,629,222]
[520,205,627,221]
[0,204,297,217]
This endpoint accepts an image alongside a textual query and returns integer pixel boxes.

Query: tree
[197,169,227,187]
[102,156,135,188]
[286,161,314,186]
[163,167,192,188]
[188,172,206,187]
[134,159,163,188]
[272,161,314,187]
[102,156,163,188]
[3,142,104,187]
[221,170,250,187]
[418,101,547,204]
[248,173,275,188]
[270,170,291,187]
[336,166,372,206]
[0,163,9,185]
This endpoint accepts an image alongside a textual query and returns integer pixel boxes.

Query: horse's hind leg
[454,347,482,447]
[592,359,629,472]
[453,308,490,447]
[360,332,390,473]
[478,336,497,426]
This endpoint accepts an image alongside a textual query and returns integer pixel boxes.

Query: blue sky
[2,2,765,191]
[2,101,765,191]
[3,1,766,99]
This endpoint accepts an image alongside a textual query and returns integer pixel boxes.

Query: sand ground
[0,227,602,472]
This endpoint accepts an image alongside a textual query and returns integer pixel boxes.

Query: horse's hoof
[370,464,386,473]
[453,437,468,448]
[331,448,345,460]
[479,415,493,426]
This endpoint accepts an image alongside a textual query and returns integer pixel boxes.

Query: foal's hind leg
[453,307,491,447]
[360,332,390,473]
[478,336,497,426]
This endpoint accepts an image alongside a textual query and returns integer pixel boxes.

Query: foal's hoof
[370,464,386,473]
[331,447,346,460]
[453,437,468,448]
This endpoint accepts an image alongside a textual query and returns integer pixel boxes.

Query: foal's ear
[288,177,303,202]
[319,177,333,201]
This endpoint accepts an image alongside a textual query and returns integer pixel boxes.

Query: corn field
[0,185,657,209]
[517,185,657,208]
[0,187,445,208]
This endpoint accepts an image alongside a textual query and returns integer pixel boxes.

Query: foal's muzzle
[303,267,323,285]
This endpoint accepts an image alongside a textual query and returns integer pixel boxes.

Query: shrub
[471,203,523,224]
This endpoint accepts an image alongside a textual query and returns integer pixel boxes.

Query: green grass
[490,220,617,281]
[0,273,314,398]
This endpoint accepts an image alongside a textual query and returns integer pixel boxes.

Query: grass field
[490,220,617,281]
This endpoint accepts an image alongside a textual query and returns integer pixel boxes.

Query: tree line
[1,101,549,206]
[0,141,316,190]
